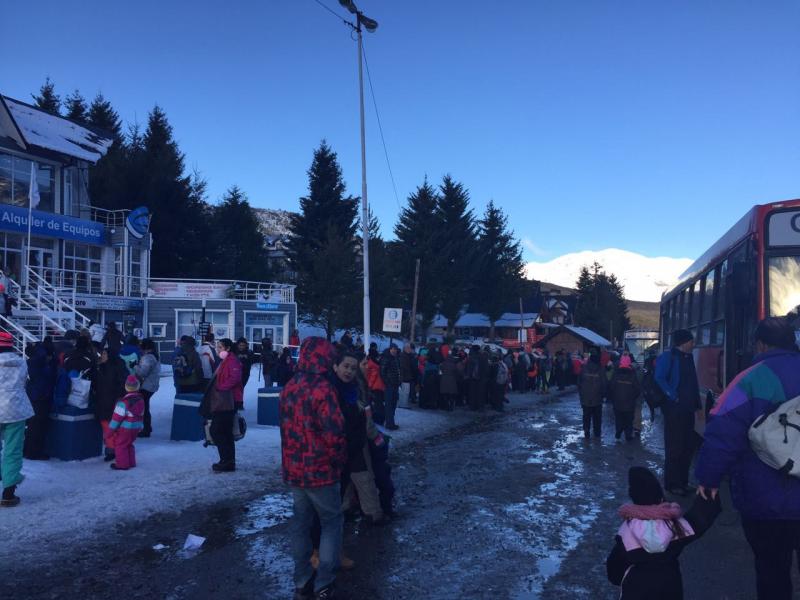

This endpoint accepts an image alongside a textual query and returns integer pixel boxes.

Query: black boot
[212,460,236,472]
[104,448,116,462]
[1,485,20,507]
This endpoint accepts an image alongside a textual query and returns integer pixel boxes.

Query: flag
[29,162,40,209]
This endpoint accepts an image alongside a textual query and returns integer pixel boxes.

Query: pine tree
[32,77,61,115]
[64,90,88,124]
[392,177,442,338]
[474,201,524,340]
[87,94,128,211]
[210,185,271,281]
[435,175,476,337]
[573,263,631,345]
[286,142,359,340]
[136,105,213,277]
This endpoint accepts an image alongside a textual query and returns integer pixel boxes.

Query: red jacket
[279,338,346,488]
[215,353,243,407]
[366,358,385,392]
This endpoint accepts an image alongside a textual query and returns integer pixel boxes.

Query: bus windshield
[768,256,800,317]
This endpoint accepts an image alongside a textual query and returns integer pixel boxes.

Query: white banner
[148,281,230,299]
[382,307,403,333]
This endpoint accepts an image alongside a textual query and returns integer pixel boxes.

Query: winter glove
[373,433,386,447]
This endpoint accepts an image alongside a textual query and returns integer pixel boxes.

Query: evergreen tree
[136,105,213,277]
[573,262,632,344]
[435,175,476,337]
[64,90,88,124]
[32,77,61,115]
[287,142,359,340]
[87,94,128,211]
[474,201,524,340]
[210,185,271,281]
[392,177,442,338]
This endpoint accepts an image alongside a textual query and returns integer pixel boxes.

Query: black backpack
[642,356,672,410]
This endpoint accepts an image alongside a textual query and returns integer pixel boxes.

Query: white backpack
[748,395,800,478]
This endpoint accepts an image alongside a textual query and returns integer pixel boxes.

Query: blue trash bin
[258,386,282,426]
[170,392,205,442]
[46,405,102,461]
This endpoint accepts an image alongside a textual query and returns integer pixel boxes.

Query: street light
[338,0,378,348]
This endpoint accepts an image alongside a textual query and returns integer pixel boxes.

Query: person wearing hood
[134,339,161,438]
[23,337,57,461]
[0,331,34,507]
[280,337,347,600]
[234,337,254,389]
[174,336,203,393]
[609,355,642,441]
[276,346,295,387]
[94,348,128,461]
[606,466,720,599]
[579,348,606,438]
[119,335,141,376]
[102,321,123,358]
[380,344,401,430]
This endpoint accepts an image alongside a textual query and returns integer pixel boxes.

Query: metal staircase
[0,267,91,351]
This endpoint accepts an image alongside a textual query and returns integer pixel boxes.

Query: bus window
[691,280,702,327]
[716,261,727,320]
[702,271,715,323]
[768,256,800,317]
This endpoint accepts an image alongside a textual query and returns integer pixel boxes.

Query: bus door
[725,261,757,385]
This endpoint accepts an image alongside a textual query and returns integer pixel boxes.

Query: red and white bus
[660,199,800,407]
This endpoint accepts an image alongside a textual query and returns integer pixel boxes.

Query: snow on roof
[565,325,611,347]
[431,312,539,329]
[2,97,112,163]
[495,312,539,328]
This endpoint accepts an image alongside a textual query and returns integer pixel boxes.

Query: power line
[361,39,403,211]
[309,0,350,26]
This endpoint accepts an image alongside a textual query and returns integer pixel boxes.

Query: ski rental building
[0,94,296,359]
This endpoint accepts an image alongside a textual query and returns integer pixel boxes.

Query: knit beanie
[125,375,141,392]
[628,466,665,505]
[673,329,693,347]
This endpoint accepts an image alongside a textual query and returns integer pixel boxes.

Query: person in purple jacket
[695,317,800,600]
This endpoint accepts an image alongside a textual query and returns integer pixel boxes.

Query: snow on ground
[0,367,528,561]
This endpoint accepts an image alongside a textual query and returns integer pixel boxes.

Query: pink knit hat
[125,374,141,391]
[619,355,633,369]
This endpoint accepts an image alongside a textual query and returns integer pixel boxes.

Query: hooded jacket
[579,359,606,407]
[695,349,800,519]
[0,351,34,423]
[609,367,642,413]
[279,338,347,488]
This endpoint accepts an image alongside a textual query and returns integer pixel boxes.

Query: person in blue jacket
[655,329,700,495]
[695,317,800,600]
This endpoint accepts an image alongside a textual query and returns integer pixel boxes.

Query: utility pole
[339,1,378,349]
[519,297,525,345]
[410,258,420,342]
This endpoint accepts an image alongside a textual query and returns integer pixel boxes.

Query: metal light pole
[340,0,378,349]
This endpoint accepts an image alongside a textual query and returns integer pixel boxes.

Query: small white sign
[382,307,403,333]
[768,210,800,247]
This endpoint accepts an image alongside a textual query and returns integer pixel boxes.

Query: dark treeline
[31,79,270,281]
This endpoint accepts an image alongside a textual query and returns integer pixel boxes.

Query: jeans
[290,483,343,593]
[614,410,634,440]
[663,408,696,489]
[582,405,602,437]
[742,519,800,600]
[384,386,399,427]
[210,410,236,464]
[140,389,154,434]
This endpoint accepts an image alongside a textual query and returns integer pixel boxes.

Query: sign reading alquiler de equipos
[148,281,231,299]
[0,204,105,244]
[382,307,403,333]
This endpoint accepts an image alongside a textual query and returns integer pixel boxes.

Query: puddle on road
[235,492,293,537]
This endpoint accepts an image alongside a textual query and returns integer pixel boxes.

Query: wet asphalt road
[4,391,788,600]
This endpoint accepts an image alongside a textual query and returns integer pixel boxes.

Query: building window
[176,310,230,341]
[148,323,167,338]
[129,248,142,295]
[63,242,103,293]
[0,153,55,212]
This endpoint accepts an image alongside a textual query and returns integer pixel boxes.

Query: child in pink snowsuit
[108,375,145,470]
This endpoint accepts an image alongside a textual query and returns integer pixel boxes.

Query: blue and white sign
[126,206,150,239]
[257,302,279,310]
[0,205,105,244]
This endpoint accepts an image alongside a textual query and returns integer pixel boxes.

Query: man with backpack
[173,336,203,393]
[696,317,800,600]
[655,329,701,496]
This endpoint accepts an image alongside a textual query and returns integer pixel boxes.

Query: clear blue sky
[3,1,799,262]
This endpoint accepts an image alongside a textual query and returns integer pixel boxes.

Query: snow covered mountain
[525,249,693,302]
[252,208,294,236]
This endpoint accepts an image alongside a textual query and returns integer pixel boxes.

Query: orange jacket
[366,359,385,392]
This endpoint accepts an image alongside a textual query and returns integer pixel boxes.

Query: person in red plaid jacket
[280,337,346,600]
